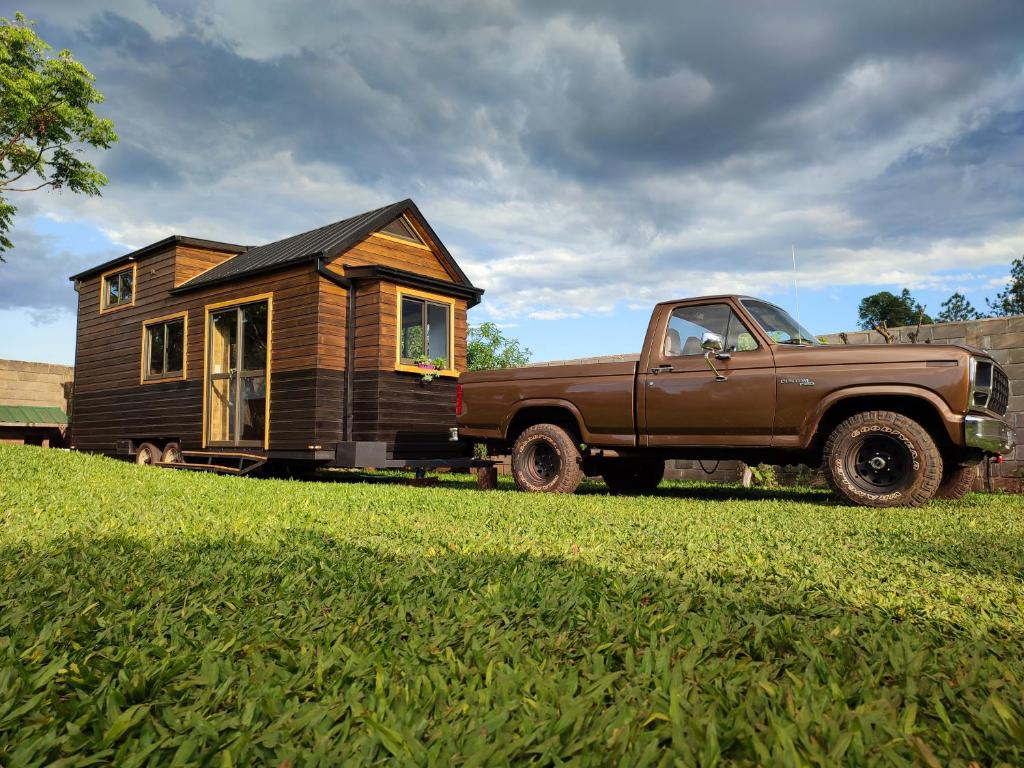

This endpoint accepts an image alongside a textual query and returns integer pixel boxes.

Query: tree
[936,292,982,323]
[1,12,117,260]
[986,256,1024,317]
[467,322,531,371]
[857,289,932,330]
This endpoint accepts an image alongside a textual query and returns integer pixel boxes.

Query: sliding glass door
[206,300,269,447]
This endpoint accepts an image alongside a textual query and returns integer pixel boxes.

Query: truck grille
[971,359,1009,416]
[990,366,1009,415]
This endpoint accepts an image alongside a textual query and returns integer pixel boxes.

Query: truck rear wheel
[601,458,665,495]
[135,442,161,466]
[934,462,979,500]
[511,423,583,493]
[822,411,942,508]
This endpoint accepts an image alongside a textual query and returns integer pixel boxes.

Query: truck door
[640,301,776,446]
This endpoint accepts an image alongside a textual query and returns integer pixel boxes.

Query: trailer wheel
[602,458,665,495]
[135,442,161,466]
[511,423,583,493]
[822,411,942,507]
[161,442,183,464]
[933,462,979,500]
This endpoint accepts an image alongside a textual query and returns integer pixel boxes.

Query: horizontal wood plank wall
[339,232,458,282]
[71,244,318,452]
[174,245,242,287]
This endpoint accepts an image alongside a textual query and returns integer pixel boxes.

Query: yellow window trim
[395,287,459,378]
[98,262,138,314]
[201,292,274,450]
[140,310,188,385]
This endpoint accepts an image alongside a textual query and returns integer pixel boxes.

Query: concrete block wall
[0,359,75,412]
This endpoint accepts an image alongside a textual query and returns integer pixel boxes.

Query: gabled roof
[173,199,474,292]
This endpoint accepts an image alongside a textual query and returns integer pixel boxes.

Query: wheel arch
[503,400,588,445]
[810,388,960,457]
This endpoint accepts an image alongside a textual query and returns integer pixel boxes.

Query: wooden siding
[72,220,474,460]
[174,245,242,287]
[71,243,319,452]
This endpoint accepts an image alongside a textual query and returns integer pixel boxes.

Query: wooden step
[155,461,242,474]
[181,450,266,461]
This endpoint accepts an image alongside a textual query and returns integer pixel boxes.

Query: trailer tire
[602,458,665,495]
[823,410,942,507]
[161,442,183,464]
[511,423,583,494]
[136,442,161,466]
[934,462,979,500]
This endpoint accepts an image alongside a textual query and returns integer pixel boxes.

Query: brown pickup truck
[456,295,1014,507]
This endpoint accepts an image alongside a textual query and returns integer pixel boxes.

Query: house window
[143,313,186,381]
[398,291,453,372]
[102,265,135,311]
[380,215,425,244]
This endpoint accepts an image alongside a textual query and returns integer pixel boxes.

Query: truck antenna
[791,244,802,327]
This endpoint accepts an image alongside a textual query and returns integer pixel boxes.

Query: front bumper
[964,415,1016,455]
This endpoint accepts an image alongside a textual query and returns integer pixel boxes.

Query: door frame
[637,296,777,447]
[201,292,273,450]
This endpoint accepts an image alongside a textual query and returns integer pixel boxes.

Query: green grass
[1,445,1022,766]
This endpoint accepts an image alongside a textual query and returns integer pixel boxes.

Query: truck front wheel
[822,411,942,507]
[601,458,665,495]
[511,423,583,493]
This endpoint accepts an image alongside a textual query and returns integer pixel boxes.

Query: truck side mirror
[701,332,728,381]
[701,332,724,352]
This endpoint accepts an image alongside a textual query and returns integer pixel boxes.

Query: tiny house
[68,200,483,472]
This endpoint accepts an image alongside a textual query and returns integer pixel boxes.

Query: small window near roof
[143,315,186,381]
[102,266,135,310]
[380,215,424,244]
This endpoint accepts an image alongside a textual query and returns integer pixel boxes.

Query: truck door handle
[649,364,674,374]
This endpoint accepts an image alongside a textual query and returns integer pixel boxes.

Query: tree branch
[0,143,57,188]
[5,180,57,193]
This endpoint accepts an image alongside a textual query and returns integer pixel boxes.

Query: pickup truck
[456,295,1014,507]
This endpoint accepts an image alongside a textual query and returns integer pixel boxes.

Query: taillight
[455,382,463,416]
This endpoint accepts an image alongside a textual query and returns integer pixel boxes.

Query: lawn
[0,445,1022,766]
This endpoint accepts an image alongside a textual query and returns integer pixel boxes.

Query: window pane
[382,216,423,243]
[147,324,165,376]
[106,275,120,306]
[426,302,449,367]
[165,320,184,373]
[119,270,133,303]
[663,304,756,356]
[401,297,424,361]
[241,302,268,371]
[210,310,237,375]
[239,375,266,441]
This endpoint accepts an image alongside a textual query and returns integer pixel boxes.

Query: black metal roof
[173,199,474,293]
[69,235,247,281]
[70,200,478,297]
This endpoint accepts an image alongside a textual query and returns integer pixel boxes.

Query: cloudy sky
[2,1,1023,364]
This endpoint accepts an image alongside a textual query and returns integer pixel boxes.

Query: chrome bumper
[964,415,1016,455]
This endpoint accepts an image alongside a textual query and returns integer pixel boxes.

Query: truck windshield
[741,299,821,345]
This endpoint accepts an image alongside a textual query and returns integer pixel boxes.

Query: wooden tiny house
[69,200,483,471]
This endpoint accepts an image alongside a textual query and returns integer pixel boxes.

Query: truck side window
[664,304,759,357]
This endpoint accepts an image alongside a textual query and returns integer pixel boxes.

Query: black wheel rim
[524,440,560,484]
[846,434,912,493]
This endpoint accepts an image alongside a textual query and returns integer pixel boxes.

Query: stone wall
[0,359,74,411]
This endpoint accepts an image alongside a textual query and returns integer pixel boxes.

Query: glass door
[206,300,269,447]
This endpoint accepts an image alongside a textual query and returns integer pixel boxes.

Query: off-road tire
[511,423,583,493]
[601,458,665,495]
[136,442,161,466]
[161,442,183,464]
[934,462,979,500]
[822,411,942,508]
